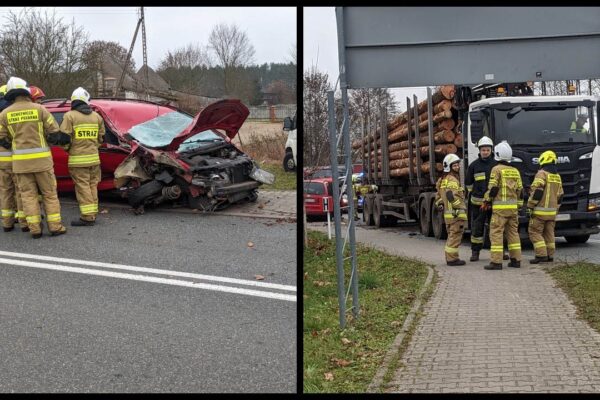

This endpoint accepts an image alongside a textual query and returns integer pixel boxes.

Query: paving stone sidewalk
[309,223,600,393]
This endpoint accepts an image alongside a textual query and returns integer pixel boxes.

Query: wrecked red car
[43,98,274,212]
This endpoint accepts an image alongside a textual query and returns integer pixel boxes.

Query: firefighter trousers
[528,216,556,258]
[0,169,26,228]
[469,203,489,252]
[69,165,101,222]
[490,211,521,263]
[445,219,465,262]
[15,170,65,235]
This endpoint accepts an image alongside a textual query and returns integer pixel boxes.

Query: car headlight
[588,196,600,211]
[580,152,593,160]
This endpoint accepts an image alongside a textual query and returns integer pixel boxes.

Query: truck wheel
[420,199,433,237]
[431,201,447,240]
[283,152,295,172]
[364,196,374,226]
[374,196,390,228]
[564,235,590,244]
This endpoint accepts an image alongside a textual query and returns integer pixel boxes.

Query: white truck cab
[466,95,600,243]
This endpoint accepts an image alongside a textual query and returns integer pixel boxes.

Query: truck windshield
[493,107,595,146]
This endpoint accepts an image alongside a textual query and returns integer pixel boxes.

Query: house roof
[135,65,170,92]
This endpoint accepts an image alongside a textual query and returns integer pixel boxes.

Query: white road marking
[0,250,295,292]
[0,257,296,302]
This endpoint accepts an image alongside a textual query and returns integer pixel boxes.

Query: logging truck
[358,84,600,244]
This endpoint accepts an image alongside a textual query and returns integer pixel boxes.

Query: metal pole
[335,6,359,322]
[342,85,359,319]
[328,90,345,329]
[427,87,436,184]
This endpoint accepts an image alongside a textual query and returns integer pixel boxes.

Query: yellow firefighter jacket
[527,169,564,221]
[0,96,60,173]
[484,163,524,215]
[60,108,105,167]
[435,173,467,222]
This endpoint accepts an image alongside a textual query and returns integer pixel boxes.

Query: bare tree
[350,88,397,143]
[0,8,89,97]
[157,43,213,94]
[81,40,135,96]
[303,66,332,167]
[208,23,255,95]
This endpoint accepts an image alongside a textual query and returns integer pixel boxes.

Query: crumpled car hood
[165,99,249,151]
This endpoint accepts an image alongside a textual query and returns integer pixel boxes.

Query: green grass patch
[548,262,600,332]
[258,162,296,191]
[303,231,430,393]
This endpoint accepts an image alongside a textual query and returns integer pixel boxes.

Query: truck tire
[283,152,295,172]
[128,180,164,208]
[431,200,447,240]
[564,234,590,244]
[373,196,383,227]
[364,195,374,226]
[420,198,433,237]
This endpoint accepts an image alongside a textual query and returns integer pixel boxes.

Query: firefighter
[0,76,66,238]
[466,137,510,262]
[527,150,563,263]
[482,141,524,270]
[0,85,9,111]
[28,86,46,104]
[58,87,105,226]
[435,153,467,266]
[465,136,497,261]
[0,83,28,231]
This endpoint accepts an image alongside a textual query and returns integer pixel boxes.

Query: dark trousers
[470,202,490,252]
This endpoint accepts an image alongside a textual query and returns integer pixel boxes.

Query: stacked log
[355,85,463,180]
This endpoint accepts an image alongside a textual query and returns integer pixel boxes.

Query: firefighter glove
[0,137,11,149]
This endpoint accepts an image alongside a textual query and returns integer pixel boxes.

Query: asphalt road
[0,197,297,393]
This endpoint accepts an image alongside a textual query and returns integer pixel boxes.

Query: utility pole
[141,7,150,99]
[116,11,143,97]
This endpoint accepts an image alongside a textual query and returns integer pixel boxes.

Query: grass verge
[258,162,296,191]
[548,261,600,332]
[303,231,430,393]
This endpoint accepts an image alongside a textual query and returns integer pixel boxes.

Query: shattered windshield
[128,111,193,147]
[178,130,224,152]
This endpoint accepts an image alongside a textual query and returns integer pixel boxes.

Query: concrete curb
[366,262,435,393]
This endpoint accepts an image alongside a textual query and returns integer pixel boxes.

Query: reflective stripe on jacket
[484,164,523,211]
[527,169,564,220]
[60,110,105,167]
[0,97,59,173]
[436,173,467,221]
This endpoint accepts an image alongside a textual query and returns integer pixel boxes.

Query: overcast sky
[0,7,296,69]
[304,7,429,112]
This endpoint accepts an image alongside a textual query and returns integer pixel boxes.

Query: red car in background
[303,178,348,220]
[43,98,273,211]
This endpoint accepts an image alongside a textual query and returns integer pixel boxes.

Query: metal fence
[247,104,296,122]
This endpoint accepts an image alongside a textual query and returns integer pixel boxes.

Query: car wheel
[128,180,164,208]
[564,234,590,244]
[283,152,296,172]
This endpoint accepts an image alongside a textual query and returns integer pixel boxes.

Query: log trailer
[358,84,600,244]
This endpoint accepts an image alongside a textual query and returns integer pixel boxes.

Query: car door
[50,110,129,192]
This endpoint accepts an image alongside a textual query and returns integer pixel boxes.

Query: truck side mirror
[283,117,292,131]
[469,110,484,144]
